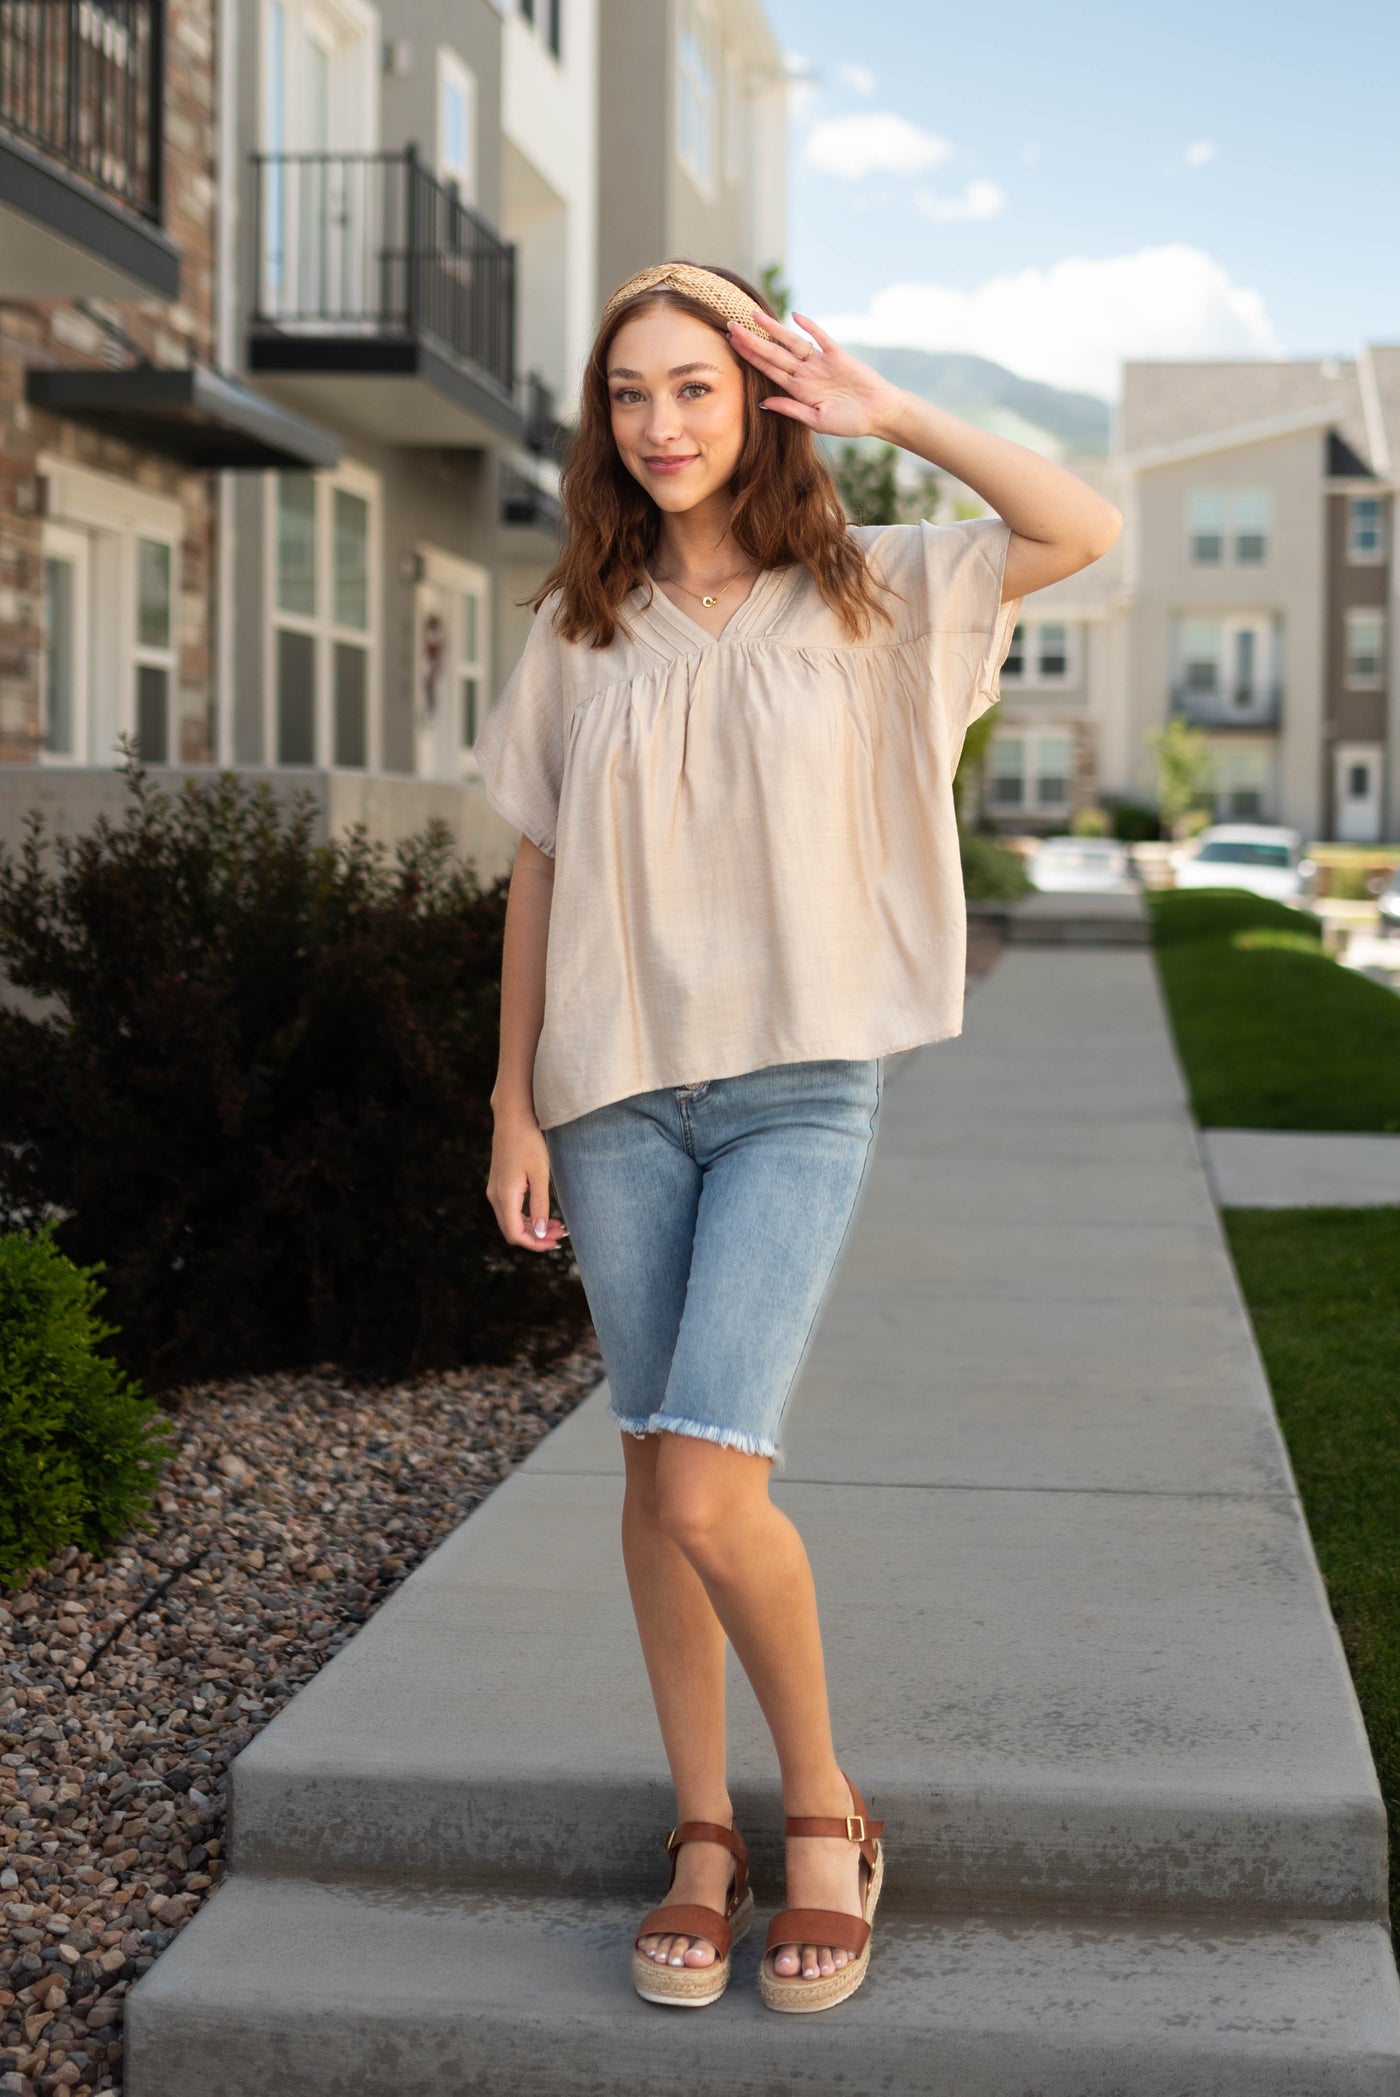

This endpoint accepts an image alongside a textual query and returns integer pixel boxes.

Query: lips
[644,454,699,474]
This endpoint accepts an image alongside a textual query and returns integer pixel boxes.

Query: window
[1180,620,1221,694]
[1037,624,1069,679]
[1232,492,1270,564]
[437,50,476,201]
[1188,490,1270,564]
[988,730,1071,812]
[1345,608,1385,688]
[1348,496,1386,564]
[134,535,175,763]
[676,0,716,193]
[999,620,1076,685]
[269,465,378,768]
[990,737,1024,806]
[1188,493,1225,564]
[460,587,484,750]
[547,0,561,58]
[41,529,90,763]
[1348,762,1370,799]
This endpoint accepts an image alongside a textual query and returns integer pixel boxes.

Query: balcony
[0,0,178,298]
[1169,681,1282,733]
[248,147,525,450]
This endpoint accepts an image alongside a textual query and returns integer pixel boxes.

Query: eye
[679,382,711,399]
[611,387,644,405]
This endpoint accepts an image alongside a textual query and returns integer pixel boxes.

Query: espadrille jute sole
[759,1841,884,2014]
[632,1886,756,2006]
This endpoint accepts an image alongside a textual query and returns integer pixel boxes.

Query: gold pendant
[702,594,718,607]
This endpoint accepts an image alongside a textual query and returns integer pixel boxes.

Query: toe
[683,1937,716,1967]
[771,1943,800,1977]
[667,1934,690,1967]
[817,1945,836,1976]
[801,1942,820,1980]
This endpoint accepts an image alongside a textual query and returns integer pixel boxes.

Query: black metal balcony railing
[1170,681,1283,730]
[0,0,164,219]
[250,147,516,397]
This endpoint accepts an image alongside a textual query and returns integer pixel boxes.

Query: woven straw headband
[599,262,777,342]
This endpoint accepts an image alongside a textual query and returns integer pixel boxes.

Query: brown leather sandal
[632,1818,755,2007]
[759,1774,885,2013]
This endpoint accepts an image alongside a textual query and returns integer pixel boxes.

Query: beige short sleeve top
[473,515,1023,1129]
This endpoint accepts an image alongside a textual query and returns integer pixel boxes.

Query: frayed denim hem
[609,1409,784,1467]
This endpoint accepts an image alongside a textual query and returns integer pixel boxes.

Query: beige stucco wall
[1129,426,1327,833]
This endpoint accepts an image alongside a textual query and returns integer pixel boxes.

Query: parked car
[1377,866,1400,938]
[1171,824,1315,903]
[1026,836,1136,892]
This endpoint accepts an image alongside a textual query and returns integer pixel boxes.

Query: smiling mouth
[644,454,699,471]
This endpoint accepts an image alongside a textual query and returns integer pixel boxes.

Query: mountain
[844,345,1111,459]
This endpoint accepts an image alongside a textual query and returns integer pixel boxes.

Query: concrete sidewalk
[1202,1128,1400,1208]
[127,948,1400,2096]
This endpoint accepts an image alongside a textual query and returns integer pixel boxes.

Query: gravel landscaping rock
[0,1336,603,2095]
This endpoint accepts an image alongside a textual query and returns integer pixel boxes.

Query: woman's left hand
[726,310,904,440]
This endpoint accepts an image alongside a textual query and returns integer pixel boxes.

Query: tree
[758,262,791,321]
[1146,716,1217,840]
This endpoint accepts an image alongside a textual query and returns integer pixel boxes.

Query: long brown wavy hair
[532,263,894,649]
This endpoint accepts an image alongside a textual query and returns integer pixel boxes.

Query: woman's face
[606,305,747,516]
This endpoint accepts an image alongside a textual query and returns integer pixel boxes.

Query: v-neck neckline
[636,563,791,651]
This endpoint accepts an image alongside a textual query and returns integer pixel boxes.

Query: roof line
[1356,347,1392,478]
[1116,402,1341,471]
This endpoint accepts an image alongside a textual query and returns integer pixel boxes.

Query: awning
[24,362,343,470]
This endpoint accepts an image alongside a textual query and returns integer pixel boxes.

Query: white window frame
[676,0,717,197]
[36,455,185,769]
[39,523,91,767]
[133,532,179,764]
[436,47,477,204]
[987,728,1073,815]
[999,618,1079,688]
[1347,495,1387,566]
[1186,489,1271,566]
[1174,613,1278,715]
[1344,606,1386,690]
[258,0,379,319]
[263,459,382,770]
[413,545,490,783]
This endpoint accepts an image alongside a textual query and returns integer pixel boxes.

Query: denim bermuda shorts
[544,1056,884,1465]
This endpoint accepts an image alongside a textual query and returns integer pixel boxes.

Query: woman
[478,261,1121,2013]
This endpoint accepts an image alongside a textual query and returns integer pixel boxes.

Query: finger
[750,306,816,354]
[759,396,821,427]
[726,319,809,377]
[790,310,839,354]
[526,1164,553,1242]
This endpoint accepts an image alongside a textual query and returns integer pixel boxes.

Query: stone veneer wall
[0,0,218,766]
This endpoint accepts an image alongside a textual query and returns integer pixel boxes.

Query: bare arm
[485,835,569,1254]
[726,309,1123,601]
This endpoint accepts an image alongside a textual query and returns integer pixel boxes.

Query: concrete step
[224,1457,1387,1920]
[125,1874,1400,2097]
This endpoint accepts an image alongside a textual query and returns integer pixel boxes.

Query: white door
[413,550,488,782]
[40,525,91,764]
[1335,743,1383,843]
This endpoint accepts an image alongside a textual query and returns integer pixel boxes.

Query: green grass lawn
[1148,890,1400,1131]
[1222,1207,1400,1922]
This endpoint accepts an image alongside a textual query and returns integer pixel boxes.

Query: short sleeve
[918,515,1023,744]
[472,593,566,857]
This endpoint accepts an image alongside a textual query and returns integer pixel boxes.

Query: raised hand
[725,309,904,440]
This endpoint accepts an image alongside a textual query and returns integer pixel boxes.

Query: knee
[653,1466,739,1574]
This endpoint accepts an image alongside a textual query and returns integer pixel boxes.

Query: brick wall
[0,0,218,766]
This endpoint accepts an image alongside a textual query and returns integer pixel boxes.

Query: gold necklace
[653,562,758,610]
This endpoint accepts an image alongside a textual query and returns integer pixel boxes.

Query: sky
[762,0,1400,401]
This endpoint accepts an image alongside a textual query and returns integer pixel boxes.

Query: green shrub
[961,830,1033,902]
[0,1225,172,1587]
[1070,806,1110,837]
[0,760,588,1390]
[1105,799,1161,842]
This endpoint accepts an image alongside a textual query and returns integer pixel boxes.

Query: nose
[644,398,685,447]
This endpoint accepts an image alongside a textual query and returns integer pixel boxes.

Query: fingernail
[534,1218,547,1238]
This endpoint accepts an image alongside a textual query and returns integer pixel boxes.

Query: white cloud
[1184,138,1217,168]
[803,111,954,179]
[913,178,1007,224]
[815,243,1282,398]
[783,51,820,121]
[837,61,877,96]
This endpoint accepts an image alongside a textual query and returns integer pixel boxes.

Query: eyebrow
[606,361,722,380]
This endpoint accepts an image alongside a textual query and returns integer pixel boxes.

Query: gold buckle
[665,1826,680,1852]
[845,1814,866,1842]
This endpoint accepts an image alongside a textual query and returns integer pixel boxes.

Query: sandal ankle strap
[784,1776,883,1869]
[662,1819,750,1905]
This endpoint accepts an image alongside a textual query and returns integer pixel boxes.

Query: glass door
[40,525,90,764]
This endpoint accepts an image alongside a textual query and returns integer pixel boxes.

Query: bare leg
[622,1433,738,1971]
[637,1433,866,1981]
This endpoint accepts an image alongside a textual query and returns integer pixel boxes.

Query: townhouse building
[1,0,787,882]
[973,348,1400,846]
